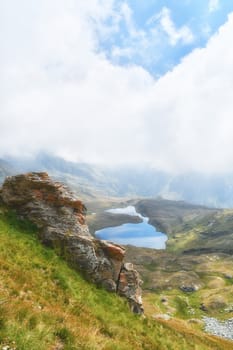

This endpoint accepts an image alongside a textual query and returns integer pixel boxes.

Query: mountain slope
[167,208,233,254]
[4,152,233,207]
[134,198,219,234]
[0,207,232,349]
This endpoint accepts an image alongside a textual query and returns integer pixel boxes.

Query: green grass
[166,209,233,254]
[0,207,232,350]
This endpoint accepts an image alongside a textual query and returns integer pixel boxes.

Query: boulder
[180,284,199,293]
[200,303,208,312]
[0,172,143,313]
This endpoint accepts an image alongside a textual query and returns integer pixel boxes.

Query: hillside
[134,198,219,234]
[166,208,233,254]
[86,197,233,341]
[0,207,232,350]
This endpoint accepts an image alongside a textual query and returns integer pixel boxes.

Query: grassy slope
[125,245,233,321]
[0,208,232,350]
[134,199,218,235]
[125,204,233,324]
[166,209,233,254]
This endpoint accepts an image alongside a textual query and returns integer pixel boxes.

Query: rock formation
[0,172,143,313]
[118,263,143,314]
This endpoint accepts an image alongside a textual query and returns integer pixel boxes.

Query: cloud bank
[1,1,233,174]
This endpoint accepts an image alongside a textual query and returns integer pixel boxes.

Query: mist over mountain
[1,153,233,208]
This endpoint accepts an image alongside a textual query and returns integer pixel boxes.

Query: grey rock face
[0,172,143,313]
[1,172,89,235]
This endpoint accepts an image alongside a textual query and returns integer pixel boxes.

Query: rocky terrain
[0,170,233,348]
[1,209,231,350]
[84,197,233,343]
[0,172,143,314]
[1,169,233,344]
[203,317,233,340]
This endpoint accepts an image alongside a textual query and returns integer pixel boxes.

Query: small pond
[95,206,167,249]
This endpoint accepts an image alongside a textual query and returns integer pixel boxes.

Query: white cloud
[120,2,136,37]
[1,1,233,174]
[144,13,233,173]
[208,0,220,13]
[0,0,152,163]
[149,7,194,46]
[109,2,151,63]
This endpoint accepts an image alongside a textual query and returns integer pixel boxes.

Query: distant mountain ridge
[2,153,233,207]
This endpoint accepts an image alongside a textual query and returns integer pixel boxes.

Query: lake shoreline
[95,206,168,249]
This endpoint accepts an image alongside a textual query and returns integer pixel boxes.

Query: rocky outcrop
[118,263,143,314]
[0,172,143,313]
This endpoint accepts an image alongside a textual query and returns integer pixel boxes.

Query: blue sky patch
[95,0,233,76]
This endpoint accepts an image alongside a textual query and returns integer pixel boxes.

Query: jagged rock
[0,172,143,313]
[118,263,143,314]
[1,172,89,235]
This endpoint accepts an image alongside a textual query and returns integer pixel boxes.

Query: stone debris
[200,303,208,312]
[203,316,233,340]
[0,172,143,314]
[180,284,199,292]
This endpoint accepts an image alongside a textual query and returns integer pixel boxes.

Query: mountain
[1,170,233,345]
[161,173,233,208]
[3,153,114,200]
[134,198,218,234]
[3,152,233,207]
[0,180,232,349]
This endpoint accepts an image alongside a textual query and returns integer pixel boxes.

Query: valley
[1,159,233,345]
[0,204,231,350]
[86,197,233,341]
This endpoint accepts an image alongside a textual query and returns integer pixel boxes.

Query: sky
[1,0,233,173]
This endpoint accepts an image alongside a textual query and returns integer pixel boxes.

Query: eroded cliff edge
[0,172,143,314]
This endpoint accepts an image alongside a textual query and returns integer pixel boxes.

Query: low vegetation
[0,206,232,349]
[167,209,233,254]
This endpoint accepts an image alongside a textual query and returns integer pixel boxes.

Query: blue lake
[95,206,168,249]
